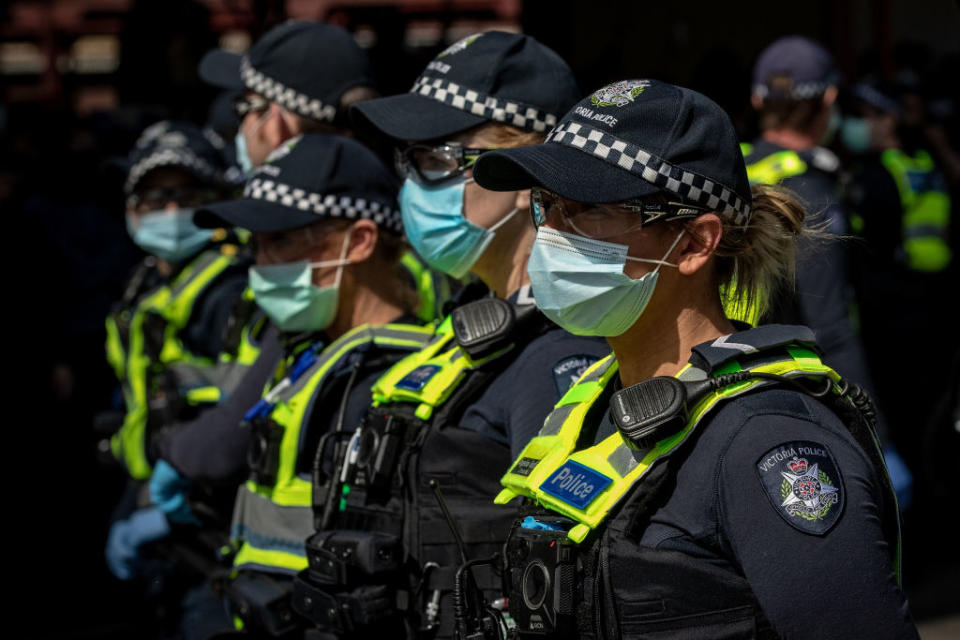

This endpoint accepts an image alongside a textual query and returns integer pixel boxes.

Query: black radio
[505,518,580,638]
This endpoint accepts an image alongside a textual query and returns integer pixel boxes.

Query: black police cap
[195,133,401,234]
[199,21,374,124]
[351,31,580,142]
[125,120,233,194]
[752,36,838,101]
[474,79,752,225]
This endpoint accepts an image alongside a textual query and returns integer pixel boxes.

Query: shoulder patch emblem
[590,80,651,108]
[756,440,844,535]
[553,355,598,396]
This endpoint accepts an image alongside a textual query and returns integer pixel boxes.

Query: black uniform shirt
[597,387,917,638]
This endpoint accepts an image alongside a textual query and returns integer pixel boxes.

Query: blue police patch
[540,460,612,509]
[552,355,598,396]
[396,364,441,392]
[756,440,844,536]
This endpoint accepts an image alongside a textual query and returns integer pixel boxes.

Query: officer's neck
[325,278,405,341]
[608,288,734,388]
[470,216,534,299]
[762,128,818,152]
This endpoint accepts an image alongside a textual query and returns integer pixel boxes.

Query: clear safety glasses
[530,187,707,240]
[394,143,498,184]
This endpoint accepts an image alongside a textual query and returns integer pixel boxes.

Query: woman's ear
[345,220,378,263]
[676,214,723,277]
[514,188,531,215]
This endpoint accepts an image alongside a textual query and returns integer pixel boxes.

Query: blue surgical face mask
[248,234,351,333]
[126,208,213,263]
[235,110,270,175]
[399,176,517,278]
[235,131,254,175]
[840,117,872,154]
[527,227,684,337]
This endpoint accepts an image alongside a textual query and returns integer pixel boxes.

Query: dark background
[3,1,958,637]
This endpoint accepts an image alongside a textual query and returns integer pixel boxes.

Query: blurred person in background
[102,120,251,637]
[742,36,913,507]
[843,77,955,482]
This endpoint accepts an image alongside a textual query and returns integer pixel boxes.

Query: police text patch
[540,461,612,509]
[396,364,441,392]
[756,441,844,535]
[553,355,597,396]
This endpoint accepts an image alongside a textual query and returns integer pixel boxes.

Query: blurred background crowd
[2,0,957,637]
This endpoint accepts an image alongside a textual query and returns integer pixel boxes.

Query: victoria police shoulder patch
[755,440,844,535]
[552,355,598,396]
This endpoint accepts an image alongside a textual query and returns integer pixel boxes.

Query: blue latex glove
[105,507,171,580]
[150,459,197,524]
[883,447,914,511]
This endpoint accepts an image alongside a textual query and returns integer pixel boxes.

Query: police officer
[190,133,436,637]
[473,79,918,638]
[150,19,443,522]
[199,20,378,173]
[743,36,912,506]
[103,120,251,636]
[290,32,610,639]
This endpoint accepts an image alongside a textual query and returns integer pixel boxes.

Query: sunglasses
[394,143,498,184]
[128,186,222,211]
[530,187,707,239]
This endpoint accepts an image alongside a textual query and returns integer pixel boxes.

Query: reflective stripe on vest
[881,148,952,272]
[231,322,435,573]
[111,248,240,479]
[744,149,808,185]
[401,250,451,324]
[496,346,839,543]
[370,314,517,419]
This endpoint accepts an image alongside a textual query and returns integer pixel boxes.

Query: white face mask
[526,227,684,337]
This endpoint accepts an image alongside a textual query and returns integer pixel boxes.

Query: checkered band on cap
[410,75,558,132]
[126,148,219,194]
[244,177,402,233]
[241,57,338,123]
[546,122,751,225]
[753,81,829,100]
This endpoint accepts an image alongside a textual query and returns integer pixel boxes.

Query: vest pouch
[292,572,403,637]
[247,417,284,486]
[506,519,581,638]
[142,311,168,360]
[148,369,183,432]
[304,529,403,588]
[226,572,298,637]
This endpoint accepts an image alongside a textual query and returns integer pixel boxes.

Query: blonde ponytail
[709,184,820,321]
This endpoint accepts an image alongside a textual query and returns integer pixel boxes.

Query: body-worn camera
[505,519,580,637]
[247,416,284,486]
